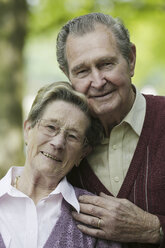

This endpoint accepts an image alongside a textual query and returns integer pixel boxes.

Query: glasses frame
[37,119,88,146]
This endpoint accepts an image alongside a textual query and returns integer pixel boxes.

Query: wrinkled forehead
[65,25,118,68]
[66,24,117,52]
[41,100,90,133]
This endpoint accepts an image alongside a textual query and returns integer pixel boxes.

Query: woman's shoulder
[73,186,95,198]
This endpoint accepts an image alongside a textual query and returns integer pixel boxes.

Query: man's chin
[88,103,103,118]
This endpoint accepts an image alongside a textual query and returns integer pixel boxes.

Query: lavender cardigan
[0,187,122,248]
[43,187,122,248]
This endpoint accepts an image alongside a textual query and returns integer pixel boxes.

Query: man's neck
[100,88,136,137]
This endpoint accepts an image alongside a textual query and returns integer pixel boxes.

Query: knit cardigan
[43,188,121,248]
[0,187,122,248]
[67,95,165,248]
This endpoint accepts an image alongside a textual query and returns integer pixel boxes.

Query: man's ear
[24,120,31,146]
[129,43,136,77]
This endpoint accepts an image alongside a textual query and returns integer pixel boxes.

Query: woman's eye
[46,125,56,131]
[69,134,77,139]
[68,133,79,141]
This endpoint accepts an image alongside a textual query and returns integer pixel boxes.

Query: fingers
[72,209,104,228]
[100,192,111,199]
[79,195,103,205]
[79,194,115,210]
[99,192,121,204]
[73,193,159,243]
[79,202,106,218]
[77,224,106,239]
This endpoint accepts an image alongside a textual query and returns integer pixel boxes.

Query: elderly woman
[0,81,122,248]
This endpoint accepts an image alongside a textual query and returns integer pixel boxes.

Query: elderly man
[56,13,165,247]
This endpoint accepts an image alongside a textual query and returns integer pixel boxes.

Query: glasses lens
[38,120,59,137]
[38,119,86,145]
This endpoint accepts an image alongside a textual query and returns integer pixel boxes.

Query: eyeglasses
[37,119,88,145]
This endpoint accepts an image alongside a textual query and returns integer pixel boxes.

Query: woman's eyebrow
[46,120,82,134]
[66,127,81,134]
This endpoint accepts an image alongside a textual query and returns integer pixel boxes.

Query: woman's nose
[50,133,66,150]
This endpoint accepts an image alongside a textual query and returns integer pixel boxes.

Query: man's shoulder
[144,94,165,113]
[144,94,165,103]
[143,94,165,136]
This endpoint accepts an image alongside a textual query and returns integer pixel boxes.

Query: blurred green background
[0,0,165,178]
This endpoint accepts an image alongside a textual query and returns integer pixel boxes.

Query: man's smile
[89,89,116,99]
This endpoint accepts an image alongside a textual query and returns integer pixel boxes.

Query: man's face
[65,24,136,120]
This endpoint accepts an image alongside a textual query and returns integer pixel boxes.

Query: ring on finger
[97,218,101,229]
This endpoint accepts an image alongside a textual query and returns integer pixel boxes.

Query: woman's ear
[75,145,92,167]
[81,144,92,160]
[24,120,31,146]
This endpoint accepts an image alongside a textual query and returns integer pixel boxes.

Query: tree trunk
[0,0,28,178]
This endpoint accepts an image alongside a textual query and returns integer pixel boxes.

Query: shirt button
[114,176,119,182]
[112,144,117,150]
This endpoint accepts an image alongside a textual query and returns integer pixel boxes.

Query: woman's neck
[16,166,60,205]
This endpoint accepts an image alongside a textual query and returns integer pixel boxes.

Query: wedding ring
[97,218,101,229]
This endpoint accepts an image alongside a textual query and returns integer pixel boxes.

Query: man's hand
[72,192,161,244]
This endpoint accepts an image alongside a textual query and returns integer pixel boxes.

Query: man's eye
[77,69,88,76]
[79,70,86,73]
[101,62,113,68]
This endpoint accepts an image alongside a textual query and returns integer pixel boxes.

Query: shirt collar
[0,166,23,197]
[122,88,146,136]
[0,166,80,213]
[101,87,146,144]
[50,177,80,213]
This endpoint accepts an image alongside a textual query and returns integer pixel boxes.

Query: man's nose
[50,132,66,150]
[90,68,106,89]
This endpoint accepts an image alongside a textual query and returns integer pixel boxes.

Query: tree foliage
[0,0,165,177]
[27,0,165,94]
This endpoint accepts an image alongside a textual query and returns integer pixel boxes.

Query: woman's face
[24,100,91,180]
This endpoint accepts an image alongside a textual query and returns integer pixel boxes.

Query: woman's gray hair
[56,12,132,75]
[27,81,104,146]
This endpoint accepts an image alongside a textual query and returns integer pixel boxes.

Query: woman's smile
[41,151,62,162]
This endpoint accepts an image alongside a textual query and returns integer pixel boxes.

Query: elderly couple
[0,13,164,248]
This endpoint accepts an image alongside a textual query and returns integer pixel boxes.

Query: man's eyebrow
[71,57,117,74]
[71,63,87,74]
[97,56,117,63]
